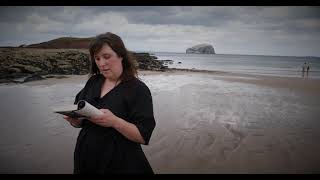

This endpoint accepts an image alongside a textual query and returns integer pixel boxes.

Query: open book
[54,100,103,119]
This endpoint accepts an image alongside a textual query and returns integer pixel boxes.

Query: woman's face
[94,44,123,80]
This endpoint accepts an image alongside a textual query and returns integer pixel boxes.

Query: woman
[64,32,156,174]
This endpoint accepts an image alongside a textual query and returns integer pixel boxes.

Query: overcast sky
[1,6,320,56]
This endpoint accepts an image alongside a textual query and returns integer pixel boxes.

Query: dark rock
[23,74,45,83]
[8,67,22,73]
[45,75,55,78]
[0,79,13,84]
[132,52,168,71]
[23,65,42,73]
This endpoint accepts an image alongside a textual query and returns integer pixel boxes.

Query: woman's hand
[90,109,146,144]
[90,109,119,128]
[63,116,82,128]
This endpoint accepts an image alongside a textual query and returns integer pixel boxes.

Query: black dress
[73,74,156,174]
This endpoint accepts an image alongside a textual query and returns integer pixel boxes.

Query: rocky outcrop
[0,48,168,83]
[0,34,174,83]
[186,44,215,54]
[131,52,167,71]
[0,48,91,81]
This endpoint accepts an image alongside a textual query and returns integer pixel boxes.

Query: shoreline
[140,69,320,97]
[2,68,320,97]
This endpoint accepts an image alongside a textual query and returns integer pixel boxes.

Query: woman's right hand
[63,116,82,128]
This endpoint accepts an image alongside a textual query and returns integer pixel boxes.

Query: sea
[152,52,320,78]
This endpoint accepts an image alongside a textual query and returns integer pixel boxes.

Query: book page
[74,100,103,118]
[54,100,103,119]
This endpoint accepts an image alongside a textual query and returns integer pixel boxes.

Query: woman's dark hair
[89,32,138,82]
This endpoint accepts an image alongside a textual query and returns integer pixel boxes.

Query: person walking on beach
[302,62,307,77]
[307,63,310,77]
[63,32,156,174]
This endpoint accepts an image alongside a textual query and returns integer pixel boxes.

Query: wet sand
[23,68,320,94]
[141,70,320,173]
[215,73,320,97]
[25,69,320,97]
[1,69,320,173]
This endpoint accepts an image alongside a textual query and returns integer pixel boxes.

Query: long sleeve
[127,82,156,145]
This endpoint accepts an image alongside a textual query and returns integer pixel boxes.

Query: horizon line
[0,46,319,58]
[134,50,320,58]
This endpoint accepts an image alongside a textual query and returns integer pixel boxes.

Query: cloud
[0,6,319,56]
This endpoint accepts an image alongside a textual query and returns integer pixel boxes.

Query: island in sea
[186,44,215,54]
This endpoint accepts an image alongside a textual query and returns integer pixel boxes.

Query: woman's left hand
[89,109,119,128]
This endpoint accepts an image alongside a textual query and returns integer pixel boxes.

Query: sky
[0,6,320,56]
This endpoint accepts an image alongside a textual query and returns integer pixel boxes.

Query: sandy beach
[24,69,320,97]
[1,69,320,174]
[29,70,320,100]
[140,70,320,173]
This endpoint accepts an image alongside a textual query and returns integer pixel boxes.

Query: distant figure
[307,63,310,77]
[302,62,307,77]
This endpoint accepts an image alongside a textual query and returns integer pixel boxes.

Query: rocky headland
[0,47,169,84]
